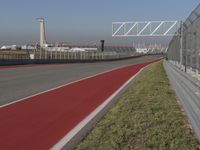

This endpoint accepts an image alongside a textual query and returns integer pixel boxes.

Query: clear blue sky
[0,0,199,46]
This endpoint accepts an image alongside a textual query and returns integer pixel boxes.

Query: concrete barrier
[0,55,146,66]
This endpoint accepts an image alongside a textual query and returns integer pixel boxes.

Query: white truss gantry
[112,21,180,37]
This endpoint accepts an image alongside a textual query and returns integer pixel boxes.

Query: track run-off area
[0,56,161,149]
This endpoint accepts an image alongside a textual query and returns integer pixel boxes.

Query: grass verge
[76,61,199,150]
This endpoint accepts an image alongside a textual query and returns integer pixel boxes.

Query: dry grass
[76,61,199,150]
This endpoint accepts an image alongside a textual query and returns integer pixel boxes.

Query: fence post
[39,48,42,59]
[198,51,200,74]
[55,49,57,59]
[180,21,183,70]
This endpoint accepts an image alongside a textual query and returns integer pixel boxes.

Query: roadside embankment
[76,61,199,150]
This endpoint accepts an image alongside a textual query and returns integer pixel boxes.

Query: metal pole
[40,47,42,59]
[34,48,36,59]
[189,29,193,71]
[194,32,198,73]
[198,51,200,74]
[60,49,61,60]
[183,25,187,72]
[180,21,183,70]
[45,49,47,59]
[55,49,57,59]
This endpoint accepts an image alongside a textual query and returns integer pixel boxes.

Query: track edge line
[51,63,152,150]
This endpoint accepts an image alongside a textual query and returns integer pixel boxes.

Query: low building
[0,45,19,50]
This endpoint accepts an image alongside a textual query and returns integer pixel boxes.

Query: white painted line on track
[51,62,154,150]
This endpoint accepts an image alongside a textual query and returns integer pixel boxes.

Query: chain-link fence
[167,4,200,74]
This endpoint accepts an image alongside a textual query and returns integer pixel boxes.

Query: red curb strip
[0,59,161,150]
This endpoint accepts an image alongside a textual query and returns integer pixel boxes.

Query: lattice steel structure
[112,21,180,37]
[112,21,181,55]
[167,4,200,73]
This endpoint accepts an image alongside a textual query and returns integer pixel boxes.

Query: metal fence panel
[167,4,200,73]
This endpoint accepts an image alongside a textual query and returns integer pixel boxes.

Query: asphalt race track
[0,56,161,149]
[0,55,160,106]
